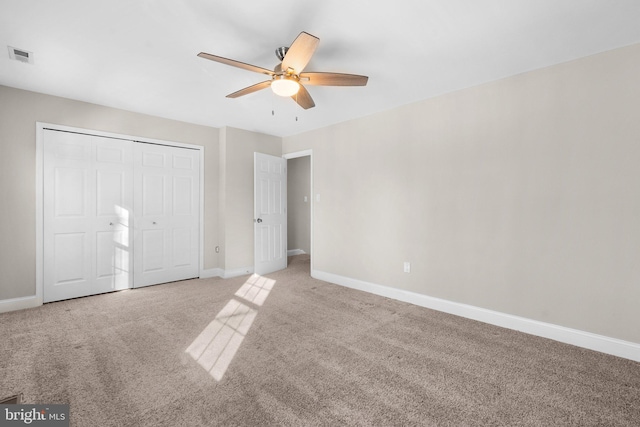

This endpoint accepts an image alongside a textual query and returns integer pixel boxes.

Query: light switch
[304,196,308,203]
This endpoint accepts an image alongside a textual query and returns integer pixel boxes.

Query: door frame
[282,149,313,274]
[35,122,205,305]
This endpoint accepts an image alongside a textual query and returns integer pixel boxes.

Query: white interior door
[254,152,287,275]
[43,130,133,303]
[133,143,200,287]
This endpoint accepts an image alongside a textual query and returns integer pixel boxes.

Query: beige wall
[283,43,640,344]
[218,126,282,271]
[287,156,311,254]
[0,85,220,300]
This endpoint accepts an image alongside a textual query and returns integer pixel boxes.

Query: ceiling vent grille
[8,46,34,64]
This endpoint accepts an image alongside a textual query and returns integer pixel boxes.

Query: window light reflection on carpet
[185,274,275,381]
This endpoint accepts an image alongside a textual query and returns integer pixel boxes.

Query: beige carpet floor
[1,254,639,426]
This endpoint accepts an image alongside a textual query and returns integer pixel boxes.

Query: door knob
[152,221,157,225]
[256,218,263,223]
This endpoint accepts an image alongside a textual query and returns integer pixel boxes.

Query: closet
[42,128,200,303]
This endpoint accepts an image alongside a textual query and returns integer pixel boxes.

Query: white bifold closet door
[43,131,134,303]
[43,130,200,303]
[133,142,200,288]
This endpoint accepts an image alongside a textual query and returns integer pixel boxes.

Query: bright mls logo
[1,405,69,426]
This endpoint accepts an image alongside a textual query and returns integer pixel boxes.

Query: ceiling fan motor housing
[275,46,289,61]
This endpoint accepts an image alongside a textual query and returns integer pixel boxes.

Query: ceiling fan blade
[281,32,319,74]
[292,85,315,109]
[299,72,368,86]
[226,80,272,98]
[198,52,274,76]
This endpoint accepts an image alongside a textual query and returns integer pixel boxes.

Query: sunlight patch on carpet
[234,274,275,306]
[186,274,275,381]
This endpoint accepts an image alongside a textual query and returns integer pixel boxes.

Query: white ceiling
[2,0,640,137]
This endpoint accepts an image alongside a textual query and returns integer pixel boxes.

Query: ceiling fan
[197,31,368,109]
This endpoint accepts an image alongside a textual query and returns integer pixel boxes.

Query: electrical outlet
[404,262,411,273]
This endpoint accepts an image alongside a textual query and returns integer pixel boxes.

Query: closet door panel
[133,143,199,287]
[172,227,192,267]
[92,137,134,294]
[44,131,94,302]
[43,131,133,302]
[142,228,165,272]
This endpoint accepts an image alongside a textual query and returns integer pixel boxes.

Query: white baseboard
[0,267,254,314]
[200,268,223,279]
[0,295,41,314]
[222,266,254,279]
[287,249,306,256]
[312,269,640,363]
[200,267,254,279]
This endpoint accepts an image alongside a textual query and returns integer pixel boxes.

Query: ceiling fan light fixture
[271,76,300,97]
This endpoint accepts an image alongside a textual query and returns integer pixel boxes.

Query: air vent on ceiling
[8,46,34,64]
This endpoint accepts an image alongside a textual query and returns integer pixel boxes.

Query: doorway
[283,150,313,274]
